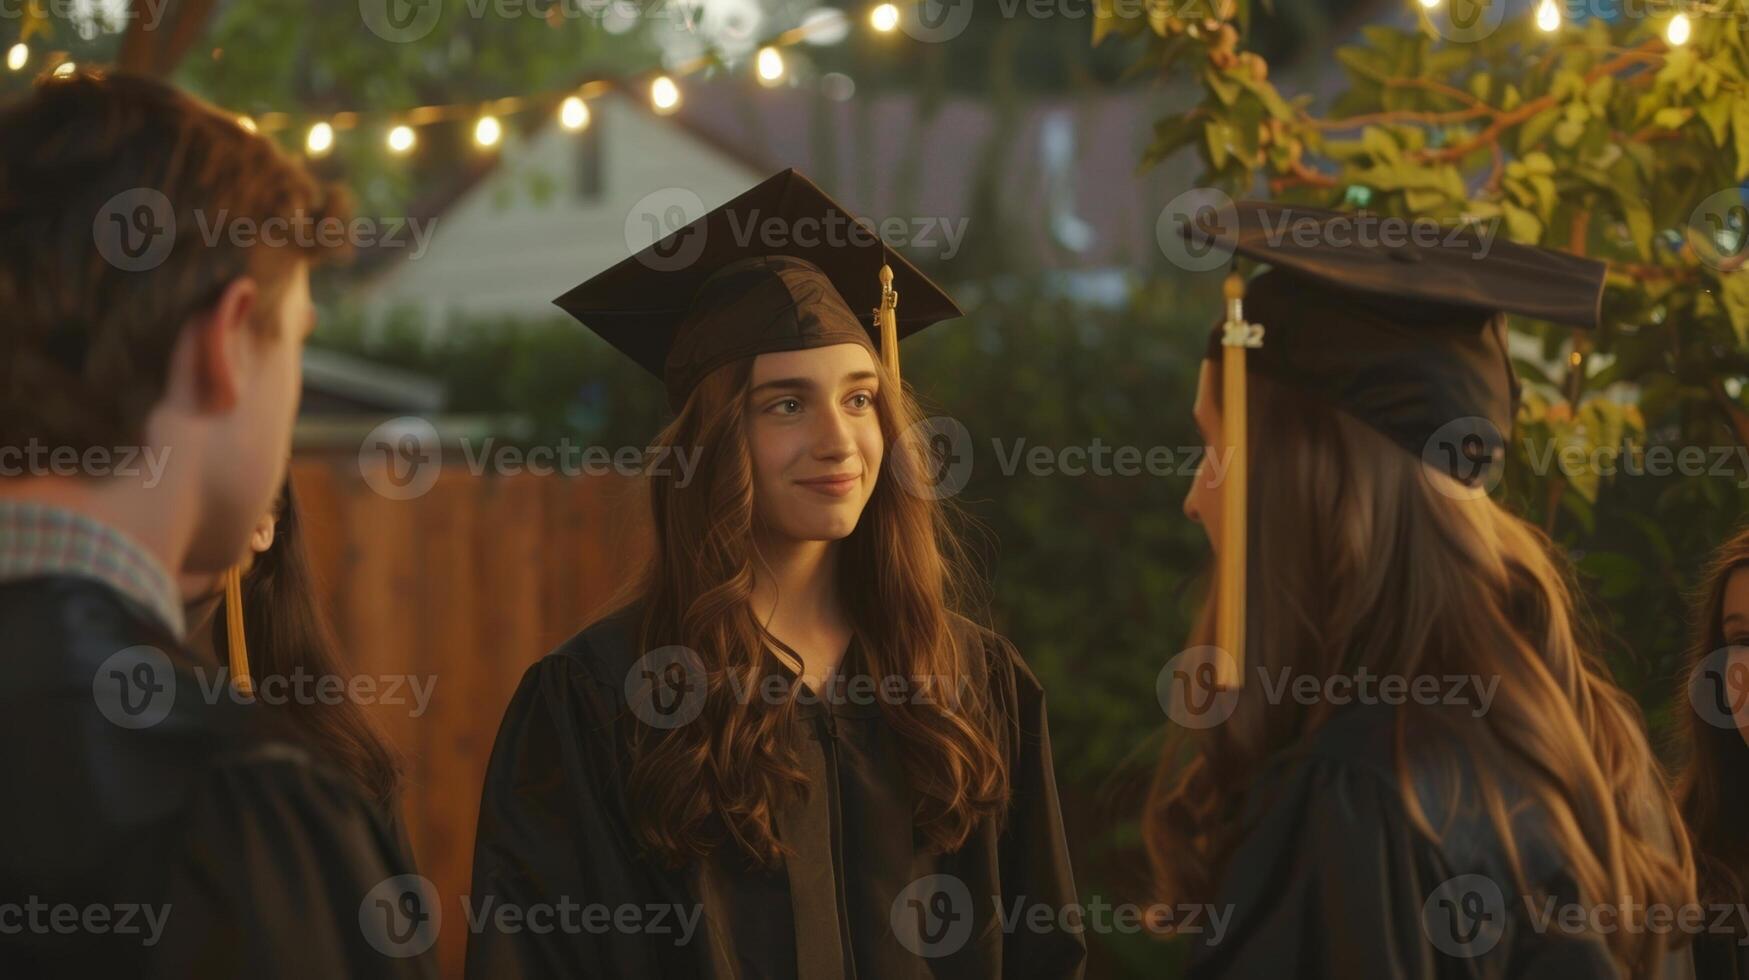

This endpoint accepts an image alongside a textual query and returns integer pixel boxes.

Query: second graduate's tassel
[1216,273,1261,690]
[875,263,900,386]
[223,565,253,695]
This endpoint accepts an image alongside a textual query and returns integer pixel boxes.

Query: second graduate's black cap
[554,169,963,409]
[1188,200,1607,477]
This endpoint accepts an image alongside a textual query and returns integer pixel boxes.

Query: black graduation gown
[466,607,1087,979]
[0,576,437,979]
[1696,932,1749,980]
[1182,702,1696,980]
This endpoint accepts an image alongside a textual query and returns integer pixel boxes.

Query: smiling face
[745,343,885,545]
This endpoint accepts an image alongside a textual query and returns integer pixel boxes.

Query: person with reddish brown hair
[1676,528,1749,979]
[1147,204,1695,978]
[0,70,434,978]
[467,171,1085,979]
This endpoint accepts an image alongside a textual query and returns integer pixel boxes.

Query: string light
[306,121,334,156]
[651,75,681,114]
[196,4,907,151]
[756,46,785,85]
[559,96,591,131]
[474,115,503,148]
[6,43,26,71]
[52,60,75,77]
[1535,0,1561,32]
[1666,12,1692,46]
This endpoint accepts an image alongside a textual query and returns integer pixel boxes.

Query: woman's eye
[847,392,875,410]
[768,398,802,415]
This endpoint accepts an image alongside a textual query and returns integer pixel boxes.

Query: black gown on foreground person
[467,606,1085,979]
[0,576,435,979]
[1184,703,1693,979]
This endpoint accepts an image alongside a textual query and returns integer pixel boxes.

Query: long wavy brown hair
[1676,527,1749,908]
[621,353,1010,869]
[1146,369,1694,974]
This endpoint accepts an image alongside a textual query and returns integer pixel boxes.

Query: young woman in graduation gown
[180,478,406,821]
[1146,202,1697,978]
[1677,528,1749,979]
[466,170,1085,980]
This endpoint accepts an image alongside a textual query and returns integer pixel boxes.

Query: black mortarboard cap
[1189,200,1607,474]
[555,169,963,409]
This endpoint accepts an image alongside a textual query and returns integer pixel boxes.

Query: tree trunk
[116,0,219,78]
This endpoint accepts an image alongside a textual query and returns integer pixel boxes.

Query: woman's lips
[796,473,860,498]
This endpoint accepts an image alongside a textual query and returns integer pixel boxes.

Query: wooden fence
[290,456,652,979]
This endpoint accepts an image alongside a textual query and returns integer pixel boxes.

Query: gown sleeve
[992,636,1088,980]
[465,642,701,980]
[148,749,438,979]
[1183,748,1623,980]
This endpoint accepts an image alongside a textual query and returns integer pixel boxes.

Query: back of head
[0,68,349,459]
[1151,371,1693,973]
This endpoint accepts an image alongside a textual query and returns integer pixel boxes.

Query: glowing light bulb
[237,115,258,133]
[560,96,591,131]
[756,46,785,85]
[869,3,899,32]
[306,121,335,156]
[1667,12,1692,46]
[1535,0,1561,32]
[6,44,27,72]
[52,60,75,77]
[474,115,503,148]
[651,75,680,114]
[1416,0,1440,8]
[387,124,416,154]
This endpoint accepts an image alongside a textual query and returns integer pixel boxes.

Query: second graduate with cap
[466,170,1085,980]
[1146,203,1697,977]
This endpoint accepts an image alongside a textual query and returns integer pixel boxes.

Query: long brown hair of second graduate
[1677,527,1749,910]
[1144,369,1696,976]
[214,479,404,809]
[613,354,1012,870]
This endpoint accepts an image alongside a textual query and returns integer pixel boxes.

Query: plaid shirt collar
[0,500,186,640]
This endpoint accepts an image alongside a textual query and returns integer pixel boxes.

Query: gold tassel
[1216,273,1261,690]
[223,565,253,695]
[875,263,899,386]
